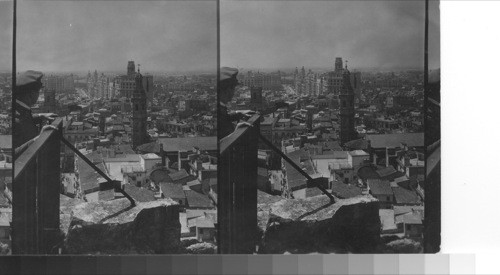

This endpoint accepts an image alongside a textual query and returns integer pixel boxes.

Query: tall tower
[127,61,136,76]
[132,66,148,148]
[335,57,343,72]
[339,64,356,145]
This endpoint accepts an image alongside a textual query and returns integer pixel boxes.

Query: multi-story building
[44,74,75,93]
[243,71,282,91]
[116,61,153,100]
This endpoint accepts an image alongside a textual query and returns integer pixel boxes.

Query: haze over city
[15,1,217,74]
[221,0,440,71]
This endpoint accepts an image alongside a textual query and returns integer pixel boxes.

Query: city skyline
[15,1,217,73]
[221,1,440,70]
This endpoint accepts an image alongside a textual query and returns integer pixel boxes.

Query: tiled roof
[344,139,369,150]
[123,185,155,202]
[376,166,398,178]
[284,149,315,191]
[330,182,363,199]
[168,169,190,181]
[160,182,185,199]
[137,141,159,153]
[367,179,393,196]
[158,137,217,152]
[184,190,213,209]
[366,133,424,148]
[77,152,107,193]
[392,187,420,205]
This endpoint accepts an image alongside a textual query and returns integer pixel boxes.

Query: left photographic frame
[10,0,218,255]
[0,0,14,256]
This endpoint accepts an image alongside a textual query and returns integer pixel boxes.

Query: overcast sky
[16,1,217,74]
[0,1,13,72]
[221,0,440,71]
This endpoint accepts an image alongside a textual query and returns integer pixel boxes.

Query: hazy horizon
[15,1,217,73]
[221,1,440,71]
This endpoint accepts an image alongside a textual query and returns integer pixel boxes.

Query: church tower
[132,66,148,148]
[339,63,356,145]
[127,61,136,76]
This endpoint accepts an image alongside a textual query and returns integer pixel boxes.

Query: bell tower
[132,65,148,148]
[339,62,356,145]
[127,61,136,76]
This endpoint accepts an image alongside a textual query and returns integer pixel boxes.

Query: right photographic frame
[218,0,440,254]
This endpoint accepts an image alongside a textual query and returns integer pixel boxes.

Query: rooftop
[123,185,156,202]
[184,190,213,209]
[376,166,398,178]
[284,149,316,191]
[160,182,185,199]
[395,211,423,225]
[366,133,424,148]
[330,182,363,199]
[392,187,420,205]
[158,137,217,152]
[350,150,369,156]
[0,135,11,149]
[367,179,393,196]
[168,169,190,182]
[142,153,161,160]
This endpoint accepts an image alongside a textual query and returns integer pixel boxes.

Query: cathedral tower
[132,67,148,148]
[339,63,356,145]
[127,61,136,76]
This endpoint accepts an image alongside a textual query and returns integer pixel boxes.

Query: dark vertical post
[219,116,260,253]
[239,119,258,253]
[12,160,37,254]
[38,121,62,253]
[219,147,233,253]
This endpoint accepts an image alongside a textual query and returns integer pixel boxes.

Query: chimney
[160,143,166,167]
[300,135,307,148]
[385,147,389,168]
[93,138,100,151]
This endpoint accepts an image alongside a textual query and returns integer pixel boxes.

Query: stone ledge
[258,194,381,254]
[63,198,182,254]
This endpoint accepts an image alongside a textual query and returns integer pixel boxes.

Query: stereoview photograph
[11,0,217,254]
[219,0,440,254]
